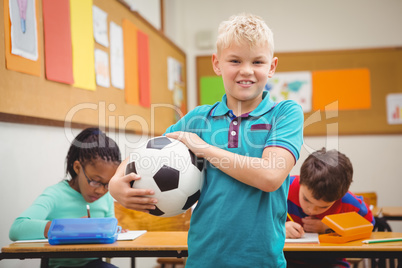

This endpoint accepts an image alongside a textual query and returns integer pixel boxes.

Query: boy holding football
[109,13,303,267]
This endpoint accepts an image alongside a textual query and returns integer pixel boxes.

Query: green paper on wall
[200,76,225,105]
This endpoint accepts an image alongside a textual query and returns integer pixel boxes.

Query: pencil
[287,213,294,222]
[362,237,402,244]
[86,204,91,218]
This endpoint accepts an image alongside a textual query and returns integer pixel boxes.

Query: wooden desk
[372,206,382,217]
[284,232,402,259]
[0,232,188,268]
[382,207,402,221]
[1,232,402,267]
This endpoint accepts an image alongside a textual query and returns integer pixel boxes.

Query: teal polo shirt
[165,91,304,268]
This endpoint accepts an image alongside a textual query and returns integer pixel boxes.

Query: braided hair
[65,128,121,179]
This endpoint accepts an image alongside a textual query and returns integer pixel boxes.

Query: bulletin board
[0,0,186,136]
[196,47,402,136]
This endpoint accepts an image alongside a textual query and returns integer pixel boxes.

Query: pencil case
[318,212,373,243]
[48,217,121,245]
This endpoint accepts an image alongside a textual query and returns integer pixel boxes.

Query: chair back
[114,202,191,231]
[352,192,395,267]
[353,191,377,207]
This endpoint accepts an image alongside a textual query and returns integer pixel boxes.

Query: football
[125,136,204,217]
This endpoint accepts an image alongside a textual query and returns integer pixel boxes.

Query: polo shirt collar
[211,91,276,117]
[249,91,276,116]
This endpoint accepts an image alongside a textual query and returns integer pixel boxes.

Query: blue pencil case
[48,217,121,245]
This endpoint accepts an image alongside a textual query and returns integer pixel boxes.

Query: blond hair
[216,13,274,57]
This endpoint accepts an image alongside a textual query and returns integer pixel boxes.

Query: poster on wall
[265,71,312,113]
[9,0,38,61]
[386,93,402,125]
[110,21,125,90]
[4,0,41,76]
[167,57,182,91]
[94,49,110,88]
[92,5,108,47]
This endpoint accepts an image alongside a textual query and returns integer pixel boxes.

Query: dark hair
[300,147,353,202]
[66,128,121,179]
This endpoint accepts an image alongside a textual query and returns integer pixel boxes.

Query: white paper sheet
[9,0,38,60]
[92,5,109,47]
[110,21,125,89]
[117,230,147,241]
[285,232,319,243]
[386,93,402,125]
[94,49,110,88]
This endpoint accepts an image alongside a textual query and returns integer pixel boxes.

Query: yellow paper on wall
[70,0,96,90]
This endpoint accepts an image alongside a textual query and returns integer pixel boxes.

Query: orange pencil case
[319,212,373,243]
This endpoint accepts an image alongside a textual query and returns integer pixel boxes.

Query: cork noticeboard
[196,48,402,136]
[0,0,186,136]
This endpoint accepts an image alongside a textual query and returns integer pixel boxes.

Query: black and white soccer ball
[125,136,204,217]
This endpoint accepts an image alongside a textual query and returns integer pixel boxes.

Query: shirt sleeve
[165,108,197,135]
[9,187,56,241]
[341,192,375,225]
[265,100,304,161]
[164,105,215,136]
[106,194,115,218]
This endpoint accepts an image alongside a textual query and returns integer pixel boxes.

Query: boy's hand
[285,221,305,238]
[302,216,328,234]
[166,131,209,157]
[109,158,158,213]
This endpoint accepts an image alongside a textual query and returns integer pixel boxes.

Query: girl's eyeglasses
[81,164,109,190]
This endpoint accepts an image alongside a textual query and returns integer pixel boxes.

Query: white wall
[122,0,161,30]
[1,0,402,267]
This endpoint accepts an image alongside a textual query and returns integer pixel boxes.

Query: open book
[285,232,319,243]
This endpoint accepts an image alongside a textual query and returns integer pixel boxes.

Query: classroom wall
[1,1,402,268]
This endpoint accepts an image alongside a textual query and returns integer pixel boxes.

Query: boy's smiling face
[212,41,277,113]
[299,185,336,216]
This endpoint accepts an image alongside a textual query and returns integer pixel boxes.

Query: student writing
[286,148,374,268]
[9,127,121,268]
[109,13,304,268]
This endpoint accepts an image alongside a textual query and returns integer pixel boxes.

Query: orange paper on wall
[42,0,73,84]
[3,0,41,76]
[137,30,151,107]
[123,20,139,105]
[312,68,371,111]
